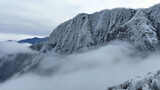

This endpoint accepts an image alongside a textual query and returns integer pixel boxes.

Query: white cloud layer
[0,42,160,90]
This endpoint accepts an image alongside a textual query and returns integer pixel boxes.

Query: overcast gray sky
[0,0,159,41]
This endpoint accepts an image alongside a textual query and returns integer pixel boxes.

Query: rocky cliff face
[42,4,160,54]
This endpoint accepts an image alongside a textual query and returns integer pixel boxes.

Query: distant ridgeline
[18,37,48,44]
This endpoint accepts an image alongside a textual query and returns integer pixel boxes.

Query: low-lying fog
[0,41,160,90]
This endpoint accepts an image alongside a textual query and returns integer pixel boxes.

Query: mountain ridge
[40,4,160,54]
[18,37,48,44]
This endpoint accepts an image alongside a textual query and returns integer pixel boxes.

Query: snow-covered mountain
[42,4,160,54]
[0,3,160,89]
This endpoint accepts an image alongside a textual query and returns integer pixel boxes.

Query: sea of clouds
[0,41,160,90]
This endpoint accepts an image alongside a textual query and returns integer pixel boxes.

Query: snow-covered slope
[113,9,158,51]
[107,70,160,90]
[47,8,136,53]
